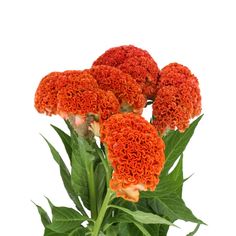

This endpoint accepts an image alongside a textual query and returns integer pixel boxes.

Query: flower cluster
[152,63,201,134]
[93,45,160,99]
[85,65,146,113]
[101,113,165,202]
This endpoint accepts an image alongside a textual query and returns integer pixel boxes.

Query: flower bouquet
[34,45,204,236]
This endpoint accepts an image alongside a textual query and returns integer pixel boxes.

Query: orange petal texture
[101,113,165,202]
[152,63,201,134]
[85,65,146,113]
[93,45,160,99]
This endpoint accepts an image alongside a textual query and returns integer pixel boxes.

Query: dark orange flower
[93,45,160,99]
[34,72,61,115]
[152,63,201,134]
[93,45,153,67]
[101,113,165,202]
[85,65,146,113]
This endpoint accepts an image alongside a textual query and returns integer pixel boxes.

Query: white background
[0,0,235,235]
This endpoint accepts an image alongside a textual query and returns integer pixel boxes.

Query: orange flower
[85,65,146,113]
[152,63,201,134]
[159,63,201,117]
[93,45,160,99]
[34,70,99,116]
[57,85,120,122]
[34,72,61,115]
[117,56,160,99]
[101,113,165,202]
[93,45,153,67]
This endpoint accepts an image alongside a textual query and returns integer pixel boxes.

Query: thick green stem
[92,188,114,236]
[88,162,97,219]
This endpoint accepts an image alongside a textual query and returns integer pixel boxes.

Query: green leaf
[109,205,175,226]
[51,124,72,160]
[44,228,67,236]
[95,162,106,212]
[68,227,88,236]
[33,202,51,227]
[147,193,204,224]
[187,224,201,236]
[162,115,203,176]
[42,136,86,215]
[70,126,96,210]
[105,214,151,236]
[47,206,88,233]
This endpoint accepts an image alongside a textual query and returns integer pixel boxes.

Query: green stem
[88,162,98,219]
[92,188,114,236]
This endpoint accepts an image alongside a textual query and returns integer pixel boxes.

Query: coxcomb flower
[152,63,201,134]
[85,65,146,114]
[93,45,160,99]
[101,113,165,202]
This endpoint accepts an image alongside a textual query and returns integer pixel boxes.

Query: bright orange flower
[85,65,146,113]
[117,56,160,99]
[57,85,120,122]
[34,72,61,115]
[152,63,202,134]
[159,63,201,117]
[93,45,160,99]
[101,113,165,202]
[34,70,99,116]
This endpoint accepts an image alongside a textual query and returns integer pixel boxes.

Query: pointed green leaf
[51,124,72,160]
[47,206,88,233]
[109,205,175,226]
[147,193,204,224]
[95,162,106,211]
[44,228,67,236]
[42,136,86,215]
[162,115,203,176]
[68,227,88,236]
[33,202,51,227]
[70,126,96,210]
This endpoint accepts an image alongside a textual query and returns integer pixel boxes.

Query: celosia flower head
[93,45,160,99]
[152,63,201,134]
[57,85,120,122]
[34,72,61,115]
[34,70,99,116]
[85,65,146,113]
[101,113,165,202]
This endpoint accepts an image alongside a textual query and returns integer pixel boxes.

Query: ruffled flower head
[152,63,201,134]
[34,72,61,115]
[101,113,165,202]
[93,45,160,99]
[85,65,146,114]
[34,70,99,116]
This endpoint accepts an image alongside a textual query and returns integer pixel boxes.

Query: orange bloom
[93,45,160,99]
[159,63,201,117]
[34,70,99,116]
[34,72,61,115]
[85,65,146,113]
[101,113,165,202]
[117,56,160,99]
[57,85,120,122]
[93,45,153,67]
[152,63,201,134]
